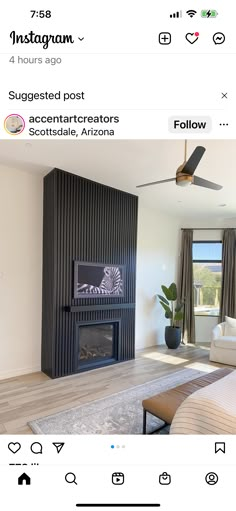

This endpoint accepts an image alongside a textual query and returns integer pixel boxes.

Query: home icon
[18,473,31,485]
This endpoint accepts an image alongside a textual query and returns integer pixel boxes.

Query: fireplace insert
[75,320,120,371]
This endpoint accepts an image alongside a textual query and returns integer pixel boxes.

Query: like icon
[185,32,199,44]
[8,442,21,454]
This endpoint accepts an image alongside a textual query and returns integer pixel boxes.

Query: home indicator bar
[76,505,161,508]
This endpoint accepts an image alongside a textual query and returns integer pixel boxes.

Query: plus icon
[159,32,172,45]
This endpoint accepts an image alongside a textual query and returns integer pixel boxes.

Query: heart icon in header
[185,32,200,44]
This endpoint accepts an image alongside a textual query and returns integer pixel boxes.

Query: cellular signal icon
[186,9,197,17]
[170,10,182,18]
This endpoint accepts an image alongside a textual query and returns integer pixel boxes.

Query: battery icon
[201,10,218,17]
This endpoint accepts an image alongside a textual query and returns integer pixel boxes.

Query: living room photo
[0,139,236,435]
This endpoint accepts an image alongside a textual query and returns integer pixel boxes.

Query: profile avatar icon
[4,114,25,135]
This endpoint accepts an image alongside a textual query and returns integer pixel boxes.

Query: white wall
[0,165,43,379]
[195,316,218,343]
[135,205,180,349]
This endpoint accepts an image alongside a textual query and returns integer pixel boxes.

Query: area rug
[28,368,205,434]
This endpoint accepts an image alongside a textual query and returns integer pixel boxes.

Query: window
[192,241,222,317]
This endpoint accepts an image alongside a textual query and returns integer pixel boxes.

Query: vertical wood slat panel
[41,171,55,375]
[42,168,138,378]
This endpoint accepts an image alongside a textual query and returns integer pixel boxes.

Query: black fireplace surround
[41,169,138,378]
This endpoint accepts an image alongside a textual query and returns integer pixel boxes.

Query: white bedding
[170,370,236,434]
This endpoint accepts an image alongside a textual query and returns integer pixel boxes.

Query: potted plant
[157,282,184,349]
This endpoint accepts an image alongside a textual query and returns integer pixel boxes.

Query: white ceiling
[0,139,236,220]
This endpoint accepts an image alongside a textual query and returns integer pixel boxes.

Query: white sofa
[210,316,236,366]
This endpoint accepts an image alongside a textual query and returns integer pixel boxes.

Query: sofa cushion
[213,336,236,349]
[225,316,236,336]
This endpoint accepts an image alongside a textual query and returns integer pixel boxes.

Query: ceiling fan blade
[181,146,206,176]
[193,175,223,190]
[136,178,175,189]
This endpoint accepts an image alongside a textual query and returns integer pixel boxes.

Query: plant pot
[165,326,181,349]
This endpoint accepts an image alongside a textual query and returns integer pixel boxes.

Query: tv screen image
[74,262,125,298]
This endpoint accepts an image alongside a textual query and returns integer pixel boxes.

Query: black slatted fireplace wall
[42,168,138,378]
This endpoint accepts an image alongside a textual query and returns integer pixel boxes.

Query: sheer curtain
[220,229,236,321]
[178,229,195,344]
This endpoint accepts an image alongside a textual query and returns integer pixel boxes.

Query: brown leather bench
[142,367,233,434]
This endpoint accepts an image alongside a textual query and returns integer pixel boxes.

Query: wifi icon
[186,9,197,17]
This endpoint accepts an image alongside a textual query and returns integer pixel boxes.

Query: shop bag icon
[159,472,171,485]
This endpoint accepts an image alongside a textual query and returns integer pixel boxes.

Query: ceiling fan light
[176,175,193,187]
[177,180,191,187]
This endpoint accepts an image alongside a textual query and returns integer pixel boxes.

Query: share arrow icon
[52,442,65,454]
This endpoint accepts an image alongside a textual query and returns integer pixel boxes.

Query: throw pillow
[225,316,236,336]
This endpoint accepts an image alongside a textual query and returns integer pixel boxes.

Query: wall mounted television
[73,261,125,299]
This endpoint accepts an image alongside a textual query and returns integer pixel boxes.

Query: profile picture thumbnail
[4,114,25,135]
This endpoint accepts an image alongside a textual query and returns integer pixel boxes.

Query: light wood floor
[0,343,226,434]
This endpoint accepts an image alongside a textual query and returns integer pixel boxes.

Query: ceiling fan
[136,141,223,190]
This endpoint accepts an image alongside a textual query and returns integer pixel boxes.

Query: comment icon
[30,442,43,454]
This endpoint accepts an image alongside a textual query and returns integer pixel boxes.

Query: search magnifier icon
[65,472,77,485]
